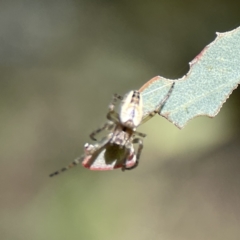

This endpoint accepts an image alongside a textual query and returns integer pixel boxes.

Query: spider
[89,90,147,171]
[49,82,175,177]
[49,90,145,177]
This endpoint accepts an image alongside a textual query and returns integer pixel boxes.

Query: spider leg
[106,93,122,123]
[121,141,133,171]
[87,133,112,154]
[49,135,111,177]
[49,155,85,177]
[133,131,147,138]
[151,81,175,117]
[122,138,143,171]
[106,111,119,124]
[89,121,115,141]
[141,82,175,124]
[109,93,123,112]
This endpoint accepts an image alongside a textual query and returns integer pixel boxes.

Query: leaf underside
[139,26,240,128]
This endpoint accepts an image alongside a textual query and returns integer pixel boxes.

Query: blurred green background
[1,1,240,240]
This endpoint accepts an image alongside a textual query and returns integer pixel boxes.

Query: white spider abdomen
[119,90,143,128]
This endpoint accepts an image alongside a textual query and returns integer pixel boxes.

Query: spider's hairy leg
[106,111,119,123]
[133,131,147,138]
[149,82,175,118]
[107,93,121,123]
[109,93,123,112]
[158,81,175,114]
[49,155,85,177]
[122,138,143,171]
[49,137,111,177]
[121,141,133,171]
[90,121,115,141]
[132,138,144,162]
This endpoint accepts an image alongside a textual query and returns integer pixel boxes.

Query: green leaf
[140,26,240,128]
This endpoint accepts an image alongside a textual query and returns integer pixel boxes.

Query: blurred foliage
[1,0,240,240]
